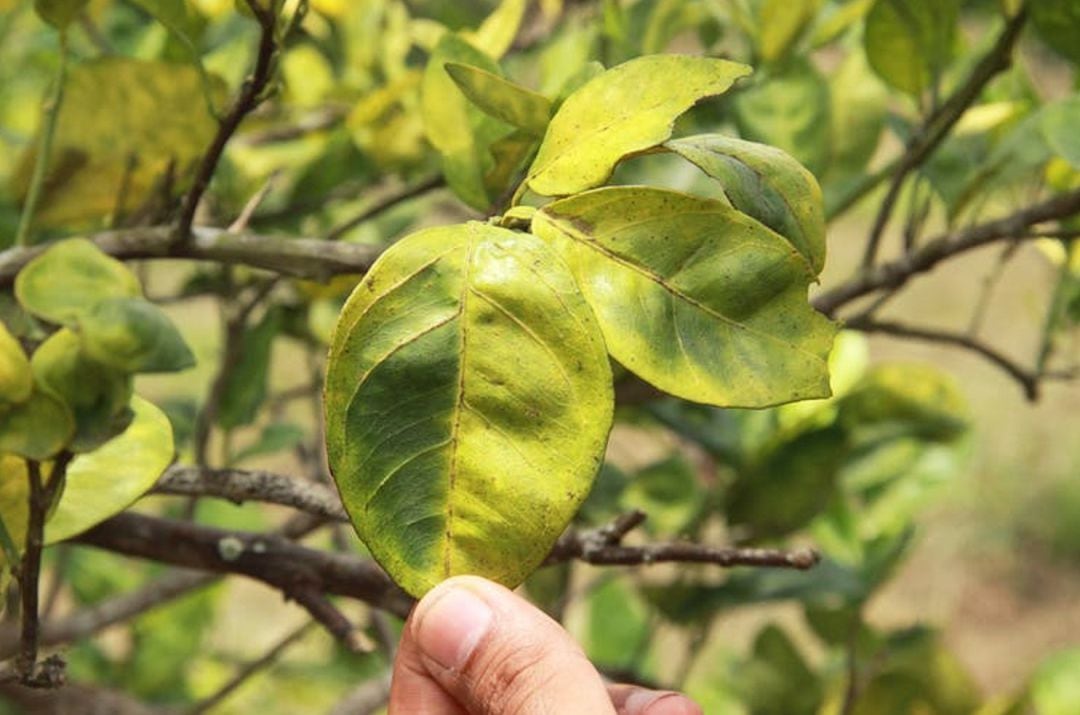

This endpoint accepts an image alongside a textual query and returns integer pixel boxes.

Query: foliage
[0,0,1078,711]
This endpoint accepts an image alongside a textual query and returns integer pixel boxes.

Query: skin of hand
[388,575,703,715]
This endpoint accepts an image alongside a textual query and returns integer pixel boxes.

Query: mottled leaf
[325,222,612,595]
[0,322,32,405]
[666,133,826,273]
[31,328,133,452]
[15,238,141,325]
[79,298,195,374]
[532,187,836,407]
[526,55,751,196]
[863,0,958,96]
[732,58,831,176]
[445,63,552,136]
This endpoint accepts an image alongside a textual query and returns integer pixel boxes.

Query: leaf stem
[14,31,69,248]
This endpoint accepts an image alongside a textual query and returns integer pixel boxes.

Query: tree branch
[858,10,1027,264]
[175,4,279,241]
[813,187,1080,316]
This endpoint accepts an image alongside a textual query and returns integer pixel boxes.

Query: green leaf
[584,576,650,670]
[47,396,173,542]
[620,456,703,536]
[825,47,888,180]
[863,0,958,96]
[15,238,141,325]
[463,0,527,59]
[325,222,613,596]
[732,58,831,176]
[33,0,89,29]
[1041,95,1080,170]
[839,363,968,443]
[736,625,823,715]
[726,425,848,539]
[31,328,133,453]
[757,0,820,63]
[1031,0,1080,65]
[12,58,224,228]
[445,63,552,137]
[0,389,74,460]
[532,187,836,407]
[217,308,280,430]
[1030,647,1080,715]
[526,55,751,196]
[78,298,195,374]
[0,322,32,405]
[666,133,826,273]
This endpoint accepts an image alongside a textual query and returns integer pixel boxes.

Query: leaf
[1041,95,1080,170]
[666,133,826,273]
[0,322,32,405]
[0,389,74,460]
[1031,0,1080,65]
[31,328,133,453]
[217,308,280,430]
[526,55,751,196]
[33,0,89,29]
[825,47,888,180]
[12,58,224,228]
[584,576,650,670]
[619,456,703,536]
[231,422,305,464]
[732,57,831,176]
[325,222,613,596]
[463,0,527,59]
[0,396,172,564]
[78,298,195,374]
[15,238,141,325]
[532,187,837,407]
[736,625,823,715]
[445,63,552,136]
[757,0,820,62]
[47,396,173,542]
[1030,647,1080,715]
[863,0,958,96]
[839,363,968,443]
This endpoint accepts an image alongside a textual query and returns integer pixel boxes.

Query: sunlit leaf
[325,222,612,596]
[732,57,830,176]
[666,133,826,273]
[445,63,552,136]
[532,186,836,407]
[1030,647,1080,715]
[463,0,526,59]
[0,389,74,460]
[757,0,820,62]
[863,0,958,96]
[810,0,875,47]
[31,328,133,452]
[0,322,32,405]
[79,298,195,374]
[15,238,141,325]
[526,55,751,196]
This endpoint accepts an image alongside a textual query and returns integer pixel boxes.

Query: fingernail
[415,585,493,671]
[624,690,681,714]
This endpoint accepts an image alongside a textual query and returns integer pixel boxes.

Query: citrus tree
[0,0,1078,712]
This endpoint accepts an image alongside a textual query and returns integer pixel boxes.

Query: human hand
[388,575,703,714]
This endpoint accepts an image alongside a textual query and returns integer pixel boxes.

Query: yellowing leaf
[0,397,173,562]
[863,0,958,96]
[31,329,133,453]
[463,0,526,59]
[0,389,74,460]
[666,134,826,274]
[532,187,836,407]
[78,298,196,374]
[0,322,32,405]
[47,396,173,542]
[445,63,553,136]
[526,55,751,196]
[325,222,612,596]
[758,0,820,62]
[16,238,141,325]
[12,58,224,228]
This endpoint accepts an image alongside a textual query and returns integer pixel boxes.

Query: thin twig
[174,3,278,242]
[325,175,445,241]
[859,10,1027,266]
[189,621,314,715]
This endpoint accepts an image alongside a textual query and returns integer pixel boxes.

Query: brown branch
[859,10,1027,264]
[70,513,415,619]
[325,175,446,241]
[846,316,1044,400]
[175,3,279,242]
[0,226,381,287]
[814,187,1080,316]
[153,465,348,522]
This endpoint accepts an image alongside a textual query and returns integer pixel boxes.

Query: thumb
[389,575,616,715]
